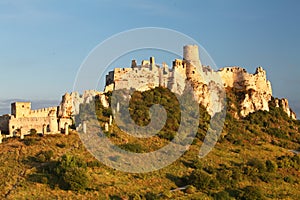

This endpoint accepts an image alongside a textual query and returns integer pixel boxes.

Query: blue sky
[0,0,300,115]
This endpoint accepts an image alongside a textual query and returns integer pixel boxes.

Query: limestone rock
[278,98,296,120]
[59,90,109,117]
[58,93,73,118]
[240,90,271,117]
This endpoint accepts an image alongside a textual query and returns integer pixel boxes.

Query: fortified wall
[0,102,72,138]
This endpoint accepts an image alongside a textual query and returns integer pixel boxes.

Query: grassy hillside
[0,87,299,199]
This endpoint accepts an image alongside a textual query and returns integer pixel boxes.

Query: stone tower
[49,109,58,133]
[183,45,202,67]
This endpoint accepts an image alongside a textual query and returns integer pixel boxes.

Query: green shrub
[213,190,231,200]
[56,143,66,148]
[29,129,37,135]
[36,150,54,162]
[188,169,212,190]
[119,143,144,153]
[87,160,102,167]
[247,158,266,173]
[161,190,172,198]
[63,166,89,191]
[129,193,142,200]
[185,185,196,194]
[240,186,265,200]
[190,159,202,169]
[216,169,232,185]
[283,176,294,183]
[143,193,160,200]
[23,138,39,146]
[157,131,176,141]
[266,160,277,172]
[54,154,89,191]
[259,173,274,183]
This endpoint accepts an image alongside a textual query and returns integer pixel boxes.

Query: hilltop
[0,45,299,199]
[0,87,299,199]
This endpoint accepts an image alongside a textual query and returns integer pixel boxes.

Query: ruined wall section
[217,66,273,117]
[0,115,10,133]
[9,116,50,136]
[109,58,174,92]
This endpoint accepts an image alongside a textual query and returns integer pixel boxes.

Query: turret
[183,45,202,67]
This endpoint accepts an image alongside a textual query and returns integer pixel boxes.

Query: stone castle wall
[0,101,72,138]
[103,45,296,119]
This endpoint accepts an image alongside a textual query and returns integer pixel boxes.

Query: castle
[104,45,296,119]
[0,45,296,142]
[0,100,72,141]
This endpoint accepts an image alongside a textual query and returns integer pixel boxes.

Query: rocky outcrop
[59,90,109,117]
[240,89,271,117]
[274,98,296,120]
[58,93,73,118]
[218,66,273,117]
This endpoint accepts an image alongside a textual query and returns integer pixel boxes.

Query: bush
[213,190,231,200]
[157,131,176,141]
[23,138,39,146]
[54,154,89,191]
[36,150,54,162]
[190,159,202,169]
[247,158,266,173]
[161,191,172,198]
[216,169,232,185]
[188,169,212,190]
[87,160,102,167]
[56,143,66,148]
[29,129,37,135]
[240,186,265,200]
[185,185,197,194]
[259,173,274,183]
[63,166,89,191]
[119,143,144,153]
[283,176,294,183]
[266,160,277,172]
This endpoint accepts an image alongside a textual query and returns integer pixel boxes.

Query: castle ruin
[104,45,296,119]
[0,44,296,142]
[0,101,72,139]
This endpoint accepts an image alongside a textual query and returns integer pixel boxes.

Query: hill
[0,87,299,199]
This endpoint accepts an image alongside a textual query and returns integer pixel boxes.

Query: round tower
[183,45,202,67]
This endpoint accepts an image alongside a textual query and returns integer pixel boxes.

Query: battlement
[29,106,58,118]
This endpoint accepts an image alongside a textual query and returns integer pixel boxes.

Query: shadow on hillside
[22,152,69,190]
[23,157,61,189]
[166,173,188,187]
